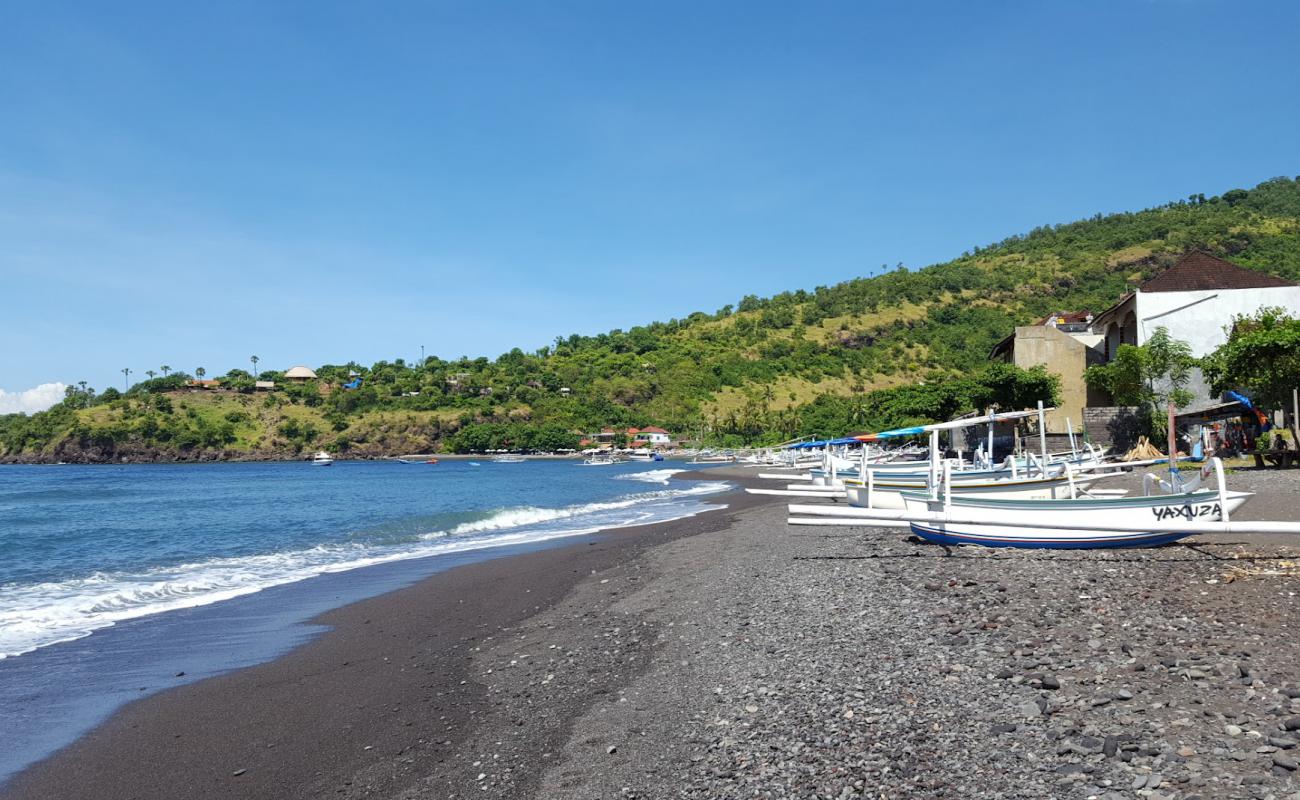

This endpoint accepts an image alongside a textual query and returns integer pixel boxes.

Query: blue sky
[3,1,1298,410]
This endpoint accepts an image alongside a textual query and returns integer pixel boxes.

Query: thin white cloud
[0,383,68,415]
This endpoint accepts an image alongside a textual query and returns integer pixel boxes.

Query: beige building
[283,365,318,383]
[989,312,1107,434]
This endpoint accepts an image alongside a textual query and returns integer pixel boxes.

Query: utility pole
[1293,387,1299,447]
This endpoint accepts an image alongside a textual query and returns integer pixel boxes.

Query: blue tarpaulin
[856,426,926,441]
[787,430,923,449]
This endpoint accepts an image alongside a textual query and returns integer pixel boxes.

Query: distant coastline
[7,177,1300,466]
[0,448,597,466]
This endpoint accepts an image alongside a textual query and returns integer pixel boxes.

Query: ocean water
[0,459,728,781]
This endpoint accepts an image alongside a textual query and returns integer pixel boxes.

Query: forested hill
[5,176,1300,462]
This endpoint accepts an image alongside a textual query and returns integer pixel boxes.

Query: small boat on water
[492,454,526,463]
[628,451,664,462]
[583,453,619,466]
[310,451,334,466]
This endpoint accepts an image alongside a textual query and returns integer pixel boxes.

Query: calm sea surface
[0,459,728,781]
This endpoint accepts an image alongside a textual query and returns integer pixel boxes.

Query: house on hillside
[283,365,318,383]
[1089,251,1300,411]
[989,312,1108,434]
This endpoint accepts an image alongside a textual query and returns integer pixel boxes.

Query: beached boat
[901,491,1253,548]
[692,455,736,463]
[788,409,1300,548]
[871,459,1248,547]
[310,451,333,466]
[841,469,1107,509]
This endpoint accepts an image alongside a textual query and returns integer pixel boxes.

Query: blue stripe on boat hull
[909,524,1195,550]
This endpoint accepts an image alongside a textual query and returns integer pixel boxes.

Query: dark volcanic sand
[1,474,774,800]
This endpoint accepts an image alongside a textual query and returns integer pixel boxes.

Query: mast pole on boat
[928,428,941,500]
[986,409,995,469]
[1167,401,1178,483]
[1037,401,1048,478]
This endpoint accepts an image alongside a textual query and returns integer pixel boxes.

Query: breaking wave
[615,468,683,485]
[0,482,730,660]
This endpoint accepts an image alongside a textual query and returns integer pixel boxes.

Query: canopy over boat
[786,437,862,449]
[852,410,1048,443]
[853,426,925,442]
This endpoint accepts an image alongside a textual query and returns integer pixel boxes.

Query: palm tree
[122,367,131,390]
[160,365,171,377]
[195,367,206,380]
[146,370,157,380]
[250,355,260,380]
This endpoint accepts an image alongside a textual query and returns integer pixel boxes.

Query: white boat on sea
[310,451,334,466]
[491,454,526,463]
[628,451,664,462]
[582,453,619,466]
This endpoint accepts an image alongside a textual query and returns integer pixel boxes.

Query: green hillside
[5,176,1300,462]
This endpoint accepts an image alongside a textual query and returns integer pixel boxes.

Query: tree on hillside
[250,355,260,380]
[1203,306,1300,443]
[196,367,206,380]
[63,383,96,409]
[160,365,171,377]
[121,367,131,390]
[1085,327,1196,437]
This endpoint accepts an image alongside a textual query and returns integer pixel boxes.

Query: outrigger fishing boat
[784,405,1300,549]
[751,407,1122,504]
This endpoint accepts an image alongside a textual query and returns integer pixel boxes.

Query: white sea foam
[0,482,730,660]
[615,468,683,485]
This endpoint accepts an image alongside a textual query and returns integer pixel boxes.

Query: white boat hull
[901,490,1254,548]
[844,473,1103,510]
